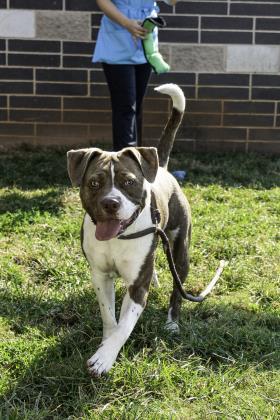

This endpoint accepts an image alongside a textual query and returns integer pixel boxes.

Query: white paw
[87,342,118,376]
[165,320,180,334]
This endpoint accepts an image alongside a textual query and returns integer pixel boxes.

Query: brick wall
[0,0,280,153]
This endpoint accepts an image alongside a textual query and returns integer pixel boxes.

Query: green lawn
[0,149,279,419]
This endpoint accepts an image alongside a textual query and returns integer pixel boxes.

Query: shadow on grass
[0,190,65,214]
[169,151,280,189]
[0,148,279,192]
[0,286,279,417]
[0,149,69,190]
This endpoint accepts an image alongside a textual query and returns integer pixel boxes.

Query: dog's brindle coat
[67,84,190,376]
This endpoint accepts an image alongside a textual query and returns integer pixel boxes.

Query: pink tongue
[95,220,122,241]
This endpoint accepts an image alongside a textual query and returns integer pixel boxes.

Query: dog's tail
[155,84,185,169]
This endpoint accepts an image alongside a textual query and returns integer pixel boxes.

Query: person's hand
[124,19,148,40]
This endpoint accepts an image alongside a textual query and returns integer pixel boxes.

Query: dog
[67,84,190,376]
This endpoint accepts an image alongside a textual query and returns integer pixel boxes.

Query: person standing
[93,0,177,151]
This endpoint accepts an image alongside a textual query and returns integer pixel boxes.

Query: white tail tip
[154,83,186,113]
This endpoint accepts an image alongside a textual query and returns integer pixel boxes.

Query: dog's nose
[101,197,121,213]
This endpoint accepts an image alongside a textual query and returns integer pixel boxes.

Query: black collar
[118,192,161,240]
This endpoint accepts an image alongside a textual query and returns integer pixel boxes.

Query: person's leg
[102,63,137,151]
[135,63,152,146]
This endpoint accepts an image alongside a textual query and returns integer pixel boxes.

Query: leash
[118,206,228,302]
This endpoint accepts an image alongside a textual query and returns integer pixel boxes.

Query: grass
[0,148,279,419]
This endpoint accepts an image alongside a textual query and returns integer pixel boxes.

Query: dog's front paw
[87,342,118,376]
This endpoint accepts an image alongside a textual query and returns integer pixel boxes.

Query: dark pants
[102,63,152,151]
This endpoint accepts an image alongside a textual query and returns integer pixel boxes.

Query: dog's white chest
[82,210,154,284]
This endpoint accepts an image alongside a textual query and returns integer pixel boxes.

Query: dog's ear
[121,147,159,183]
[67,148,103,187]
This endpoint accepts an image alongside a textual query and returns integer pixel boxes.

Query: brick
[160,30,198,44]
[172,140,195,153]
[64,97,111,110]
[0,54,5,65]
[249,129,280,142]
[63,110,112,124]
[186,113,221,126]
[0,96,7,108]
[202,17,253,30]
[202,31,252,44]
[248,142,280,154]
[256,33,280,45]
[10,0,62,9]
[150,72,196,86]
[90,84,110,97]
[256,18,280,31]
[37,124,88,138]
[63,55,93,68]
[176,2,227,15]
[224,115,273,127]
[163,15,198,29]
[91,14,102,27]
[198,87,249,100]
[36,69,87,83]
[89,124,112,140]
[252,88,280,101]
[90,71,107,84]
[231,3,280,17]
[0,110,7,121]
[8,54,60,68]
[0,10,35,38]
[10,96,61,109]
[143,112,170,125]
[143,98,169,113]
[182,126,247,141]
[36,83,87,96]
[37,12,91,41]
[199,74,249,87]
[252,75,280,87]
[196,141,246,153]
[224,101,275,115]
[9,40,60,53]
[66,0,98,11]
[187,100,222,113]
[63,41,93,55]
[0,123,34,136]
[0,82,33,94]
[0,68,33,80]
[10,110,61,123]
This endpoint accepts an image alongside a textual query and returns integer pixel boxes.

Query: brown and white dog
[67,84,190,376]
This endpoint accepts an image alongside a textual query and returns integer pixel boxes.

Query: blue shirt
[92,0,159,64]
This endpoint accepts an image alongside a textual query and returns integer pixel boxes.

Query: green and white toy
[142,16,170,74]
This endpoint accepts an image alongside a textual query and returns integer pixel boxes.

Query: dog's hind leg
[165,233,190,333]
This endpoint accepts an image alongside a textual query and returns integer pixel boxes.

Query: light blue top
[92,0,159,64]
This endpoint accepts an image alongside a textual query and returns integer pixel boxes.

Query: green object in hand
[142,17,170,74]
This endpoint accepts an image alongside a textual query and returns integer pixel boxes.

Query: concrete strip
[36,11,91,41]
[170,44,226,72]
[0,10,35,38]
[227,45,280,73]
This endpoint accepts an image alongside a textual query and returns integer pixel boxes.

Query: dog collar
[118,192,161,240]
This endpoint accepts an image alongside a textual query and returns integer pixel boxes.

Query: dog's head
[67,147,159,241]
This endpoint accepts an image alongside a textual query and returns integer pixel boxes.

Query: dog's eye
[90,180,100,189]
[124,179,135,186]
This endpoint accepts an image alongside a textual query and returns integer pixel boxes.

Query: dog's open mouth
[95,209,140,241]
